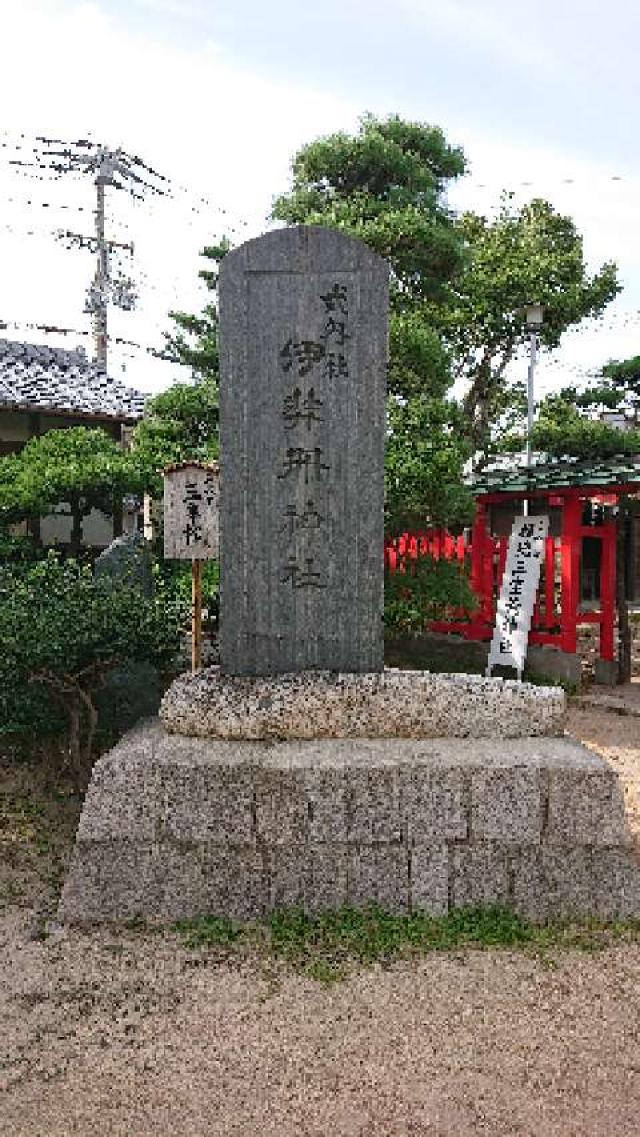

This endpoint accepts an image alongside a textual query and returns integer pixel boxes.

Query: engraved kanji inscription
[320,316,349,346]
[182,481,203,545]
[320,282,348,315]
[280,338,325,376]
[282,387,324,430]
[280,499,324,539]
[277,446,330,484]
[280,555,327,588]
[323,352,349,381]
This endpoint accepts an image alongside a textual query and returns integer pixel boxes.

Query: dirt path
[1,704,639,1137]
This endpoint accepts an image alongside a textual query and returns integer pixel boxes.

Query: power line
[2,135,173,369]
[0,315,183,361]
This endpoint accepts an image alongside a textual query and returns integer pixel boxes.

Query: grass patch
[0,792,45,846]
[523,672,581,696]
[172,905,640,982]
[174,914,243,949]
[267,905,536,969]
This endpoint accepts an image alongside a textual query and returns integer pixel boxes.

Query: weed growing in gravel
[266,905,537,972]
[174,915,243,949]
[171,905,640,982]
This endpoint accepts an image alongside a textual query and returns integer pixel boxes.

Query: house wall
[0,409,30,453]
[39,505,115,548]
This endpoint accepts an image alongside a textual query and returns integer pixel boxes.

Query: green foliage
[272,113,465,301]
[162,239,230,382]
[388,310,451,400]
[525,355,640,461]
[0,555,187,778]
[132,378,220,493]
[0,531,40,564]
[384,554,476,632]
[134,241,229,491]
[272,112,466,402]
[174,915,242,949]
[447,196,620,459]
[174,904,640,982]
[601,354,640,402]
[385,395,473,531]
[155,558,219,630]
[532,393,640,460]
[273,111,472,627]
[0,427,141,554]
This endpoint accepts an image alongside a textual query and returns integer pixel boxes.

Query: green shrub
[384,554,477,632]
[0,554,187,780]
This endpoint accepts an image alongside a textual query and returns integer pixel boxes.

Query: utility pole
[8,136,168,370]
[94,166,109,369]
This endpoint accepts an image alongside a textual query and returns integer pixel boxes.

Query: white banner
[488,514,549,678]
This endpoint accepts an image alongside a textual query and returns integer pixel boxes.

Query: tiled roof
[471,454,640,495]
[0,338,146,421]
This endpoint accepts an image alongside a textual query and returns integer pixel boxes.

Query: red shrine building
[386,455,640,683]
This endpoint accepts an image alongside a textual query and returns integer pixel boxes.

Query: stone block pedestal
[58,721,640,926]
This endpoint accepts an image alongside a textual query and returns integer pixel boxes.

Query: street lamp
[524,303,543,516]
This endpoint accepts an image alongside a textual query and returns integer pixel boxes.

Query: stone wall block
[305,766,348,843]
[471,767,542,843]
[347,845,409,914]
[151,844,209,922]
[401,764,467,842]
[267,844,349,913]
[591,849,640,920]
[306,844,350,913]
[77,757,163,842]
[266,844,305,911]
[410,844,449,916]
[347,766,402,843]
[548,770,632,846]
[450,843,511,910]
[201,845,266,921]
[254,762,308,845]
[58,840,158,923]
[160,762,254,844]
[512,846,594,921]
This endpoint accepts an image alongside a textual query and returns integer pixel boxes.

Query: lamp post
[524,303,543,516]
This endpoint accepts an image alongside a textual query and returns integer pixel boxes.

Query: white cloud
[445,127,640,393]
[0,0,637,398]
[0,0,360,389]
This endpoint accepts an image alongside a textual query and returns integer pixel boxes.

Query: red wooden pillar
[599,517,617,662]
[470,500,494,625]
[545,535,556,629]
[470,500,486,600]
[560,495,582,654]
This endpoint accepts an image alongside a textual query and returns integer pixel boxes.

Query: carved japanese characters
[218,226,388,676]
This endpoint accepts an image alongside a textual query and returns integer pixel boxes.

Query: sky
[0,0,638,400]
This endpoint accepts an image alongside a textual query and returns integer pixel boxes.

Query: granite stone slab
[218,225,388,676]
[58,722,640,926]
[160,667,566,740]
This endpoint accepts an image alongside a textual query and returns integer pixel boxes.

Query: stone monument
[218,226,387,675]
[58,226,640,926]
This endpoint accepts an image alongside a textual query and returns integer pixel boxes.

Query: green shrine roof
[470,454,640,496]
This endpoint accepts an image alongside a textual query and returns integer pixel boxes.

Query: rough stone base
[593,658,619,687]
[58,721,640,925]
[526,645,583,686]
[160,667,565,740]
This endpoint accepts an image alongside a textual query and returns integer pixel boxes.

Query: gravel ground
[1,699,639,1137]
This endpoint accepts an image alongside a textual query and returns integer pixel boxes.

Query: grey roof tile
[0,338,146,421]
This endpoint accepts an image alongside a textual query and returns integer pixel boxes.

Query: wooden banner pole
[192,558,202,673]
